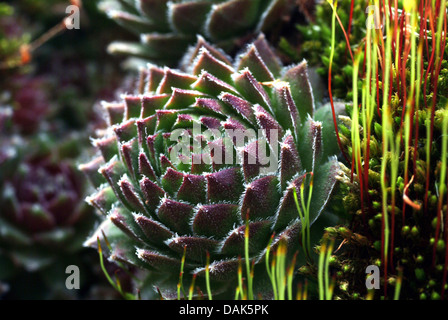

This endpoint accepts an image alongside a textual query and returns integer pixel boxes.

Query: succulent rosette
[0,137,96,271]
[81,34,342,299]
[98,0,303,66]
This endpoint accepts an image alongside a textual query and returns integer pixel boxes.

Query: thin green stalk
[408,1,417,103]
[244,216,254,300]
[352,48,362,178]
[296,281,309,301]
[299,183,309,258]
[270,253,278,300]
[235,287,241,300]
[305,175,314,258]
[205,251,212,300]
[380,1,393,291]
[293,179,313,262]
[296,283,303,300]
[188,274,196,300]
[293,187,307,258]
[403,11,423,213]
[287,253,297,300]
[275,241,287,300]
[393,267,403,300]
[265,234,278,300]
[440,109,448,207]
[318,238,334,300]
[431,0,448,267]
[177,245,187,300]
[303,280,308,300]
[324,241,334,300]
[436,110,448,251]
[237,257,246,300]
[318,241,326,300]
[97,237,135,300]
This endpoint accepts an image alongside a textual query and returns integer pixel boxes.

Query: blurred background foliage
[0,0,137,300]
